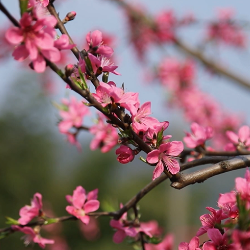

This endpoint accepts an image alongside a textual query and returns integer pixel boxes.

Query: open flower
[66,186,100,224]
[146,141,183,180]
[18,193,43,225]
[12,225,54,249]
[183,122,213,148]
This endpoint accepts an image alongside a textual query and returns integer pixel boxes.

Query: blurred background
[0,0,250,249]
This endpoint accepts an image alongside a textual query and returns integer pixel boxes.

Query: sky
[1,0,250,128]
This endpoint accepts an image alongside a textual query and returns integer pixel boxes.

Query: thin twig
[47,2,79,59]
[0,2,20,27]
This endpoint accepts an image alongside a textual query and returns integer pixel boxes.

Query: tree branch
[174,38,250,91]
[171,155,250,189]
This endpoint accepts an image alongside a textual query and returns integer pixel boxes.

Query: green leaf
[19,0,28,16]
[78,67,88,90]
[84,55,93,73]
[139,156,147,163]
[5,216,19,225]
[156,128,164,147]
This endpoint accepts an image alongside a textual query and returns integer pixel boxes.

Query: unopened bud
[65,64,74,77]
[63,11,76,23]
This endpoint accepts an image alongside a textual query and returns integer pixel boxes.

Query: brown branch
[110,0,250,91]
[174,38,250,91]
[171,155,250,189]
[113,173,169,220]
[0,211,114,235]
[180,156,232,171]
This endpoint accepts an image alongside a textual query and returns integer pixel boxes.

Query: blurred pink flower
[89,113,118,153]
[18,193,43,225]
[12,225,54,248]
[184,122,213,148]
[66,186,100,224]
[58,96,89,133]
[178,236,200,250]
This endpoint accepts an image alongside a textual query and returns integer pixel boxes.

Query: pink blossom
[132,102,160,133]
[217,192,238,219]
[178,236,200,250]
[224,125,250,151]
[146,141,184,180]
[89,113,118,153]
[5,13,60,73]
[12,225,54,248]
[206,8,247,47]
[58,97,89,133]
[54,34,76,50]
[92,81,140,115]
[196,207,225,236]
[65,132,82,151]
[66,186,100,224]
[18,193,43,225]
[235,169,250,204]
[158,58,195,92]
[184,123,213,148]
[110,205,138,244]
[86,30,114,58]
[116,145,135,164]
[232,229,250,250]
[203,228,234,250]
[143,121,171,147]
[88,53,120,75]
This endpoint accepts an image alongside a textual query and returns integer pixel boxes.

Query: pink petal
[25,38,38,60]
[97,45,114,58]
[42,47,61,62]
[5,27,23,44]
[72,186,86,209]
[152,161,164,180]
[226,131,239,144]
[165,141,184,156]
[164,157,180,174]
[80,215,90,224]
[87,189,98,200]
[33,54,46,73]
[238,125,250,142]
[178,242,189,250]
[147,150,160,164]
[207,228,223,246]
[12,45,29,61]
[84,200,100,213]
[189,236,200,249]
[113,230,126,244]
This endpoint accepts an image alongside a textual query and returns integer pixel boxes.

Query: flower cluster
[5,1,74,73]
[13,193,54,248]
[206,8,247,48]
[179,169,250,250]
[110,206,173,249]
[158,58,242,148]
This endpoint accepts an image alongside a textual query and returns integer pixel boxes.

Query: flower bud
[64,11,77,22]
[116,145,135,164]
